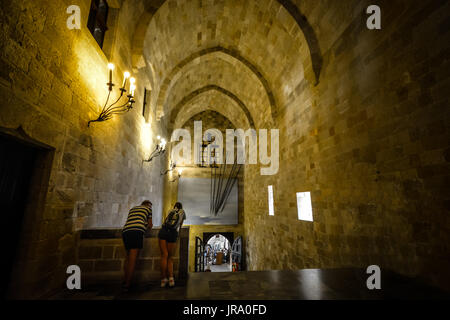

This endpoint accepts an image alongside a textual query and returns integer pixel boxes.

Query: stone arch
[277,0,323,84]
[131,11,153,71]
[130,0,166,73]
[170,85,255,131]
[131,0,323,90]
[172,91,251,134]
[156,46,276,121]
[178,109,238,132]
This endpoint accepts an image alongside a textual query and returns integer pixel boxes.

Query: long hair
[174,202,183,210]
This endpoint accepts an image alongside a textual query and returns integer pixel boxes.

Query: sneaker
[161,278,168,288]
[168,277,175,288]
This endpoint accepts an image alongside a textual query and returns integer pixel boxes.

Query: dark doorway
[0,133,40,297]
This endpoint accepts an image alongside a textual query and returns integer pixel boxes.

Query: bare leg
[124,249,139,288]
[122,251,129,284]
[159,239,168,279]
[167,242,177,278]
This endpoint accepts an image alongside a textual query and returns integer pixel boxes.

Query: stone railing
[77,227,189,284]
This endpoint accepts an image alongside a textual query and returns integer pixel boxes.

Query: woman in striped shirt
[121,200,153,291]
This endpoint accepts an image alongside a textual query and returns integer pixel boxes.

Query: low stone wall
[77,227,189,284]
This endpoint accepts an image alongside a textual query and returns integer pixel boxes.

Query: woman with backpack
[158,202,186,288]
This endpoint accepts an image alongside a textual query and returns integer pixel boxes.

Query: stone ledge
[80,227,190,239]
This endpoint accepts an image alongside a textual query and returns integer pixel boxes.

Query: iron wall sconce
[170,169,183,182]
[161,162,176,176]
[143,136,167,163]
[88,63,136,127]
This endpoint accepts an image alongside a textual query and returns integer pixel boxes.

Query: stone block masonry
[1,0,449,298]
[0,0,166,298]
[77,228,189,285]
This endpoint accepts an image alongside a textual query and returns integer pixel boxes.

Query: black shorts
[122,230,144,250]
[158,226,179,243]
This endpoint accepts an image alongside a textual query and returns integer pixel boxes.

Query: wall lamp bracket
[161,162,176,176]
[170,169,183,182]
[88,63,136,127]
[143,136,167,163]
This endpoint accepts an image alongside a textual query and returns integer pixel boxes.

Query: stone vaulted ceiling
[131,0,327,132]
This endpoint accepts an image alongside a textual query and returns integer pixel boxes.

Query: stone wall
[243,0,450,290]
[76,227,189,285]
[1,0,449,297]
[0,0,165,298]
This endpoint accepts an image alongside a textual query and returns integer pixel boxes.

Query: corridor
[0,0,449,300]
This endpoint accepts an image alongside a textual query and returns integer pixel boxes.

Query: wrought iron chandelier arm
[100,90,112,113]
[106,102,132,115]
[98,97,134,120]
[144,147,160,163]
[88,65,137,127]
[103,90,126,113]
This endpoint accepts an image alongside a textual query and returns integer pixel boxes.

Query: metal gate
[231,236,243,271]
[194,236,205,272]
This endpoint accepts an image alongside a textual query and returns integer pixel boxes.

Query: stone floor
[49,268,449,300]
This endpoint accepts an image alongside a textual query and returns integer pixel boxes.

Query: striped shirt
[122,205,152,233]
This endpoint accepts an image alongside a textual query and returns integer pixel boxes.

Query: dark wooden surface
[49,268,450,300]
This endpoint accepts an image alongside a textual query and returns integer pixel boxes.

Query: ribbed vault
[172,88,252,132]
[170,85,254,132]
[131,0,323,129]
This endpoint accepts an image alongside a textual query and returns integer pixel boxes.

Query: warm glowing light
[140,120,152,154]
[124,71,130,79]
[297,192,313,222]
[130,84,136,96]
[108,63,115,70]
[161,138,167,150]
[268,185,274,216]
[157,135,161,140]
[130,77,136,84]
[178,169,183,175]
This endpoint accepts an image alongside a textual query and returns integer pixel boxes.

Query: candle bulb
[122,72,130,89]
[129,77,136,92]
[108,63,114,84]
[130,84,136,97]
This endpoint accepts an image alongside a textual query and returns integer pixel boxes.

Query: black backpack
[164,209,180,230]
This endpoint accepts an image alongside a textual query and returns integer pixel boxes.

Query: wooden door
[194,236,205,272]
[231,236,243,271]
[0,134,38,297]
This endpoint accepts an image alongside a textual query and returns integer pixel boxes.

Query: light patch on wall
[296,192,313,222]
[74,40,111,110]
[268,185,274,216]
[141,120,152,154]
